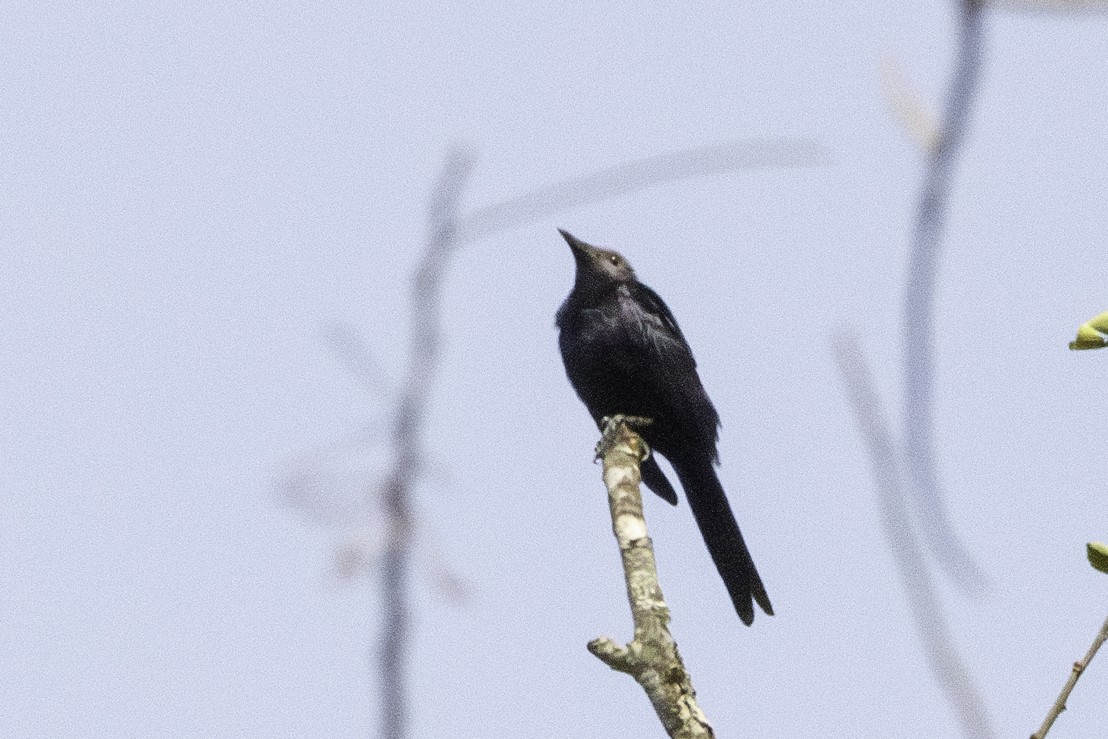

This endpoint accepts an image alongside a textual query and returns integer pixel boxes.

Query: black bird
[555,229,772,625]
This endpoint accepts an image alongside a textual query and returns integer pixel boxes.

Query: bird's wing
[625,283,696,368]
[623,282,721,441]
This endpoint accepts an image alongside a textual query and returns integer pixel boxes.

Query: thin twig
[833,333,996,739]
[902,0,989,592]
[1032,612,1108,738]
[588,417,714,739]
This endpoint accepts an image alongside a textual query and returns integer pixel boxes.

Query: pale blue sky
[2,3,1107,737]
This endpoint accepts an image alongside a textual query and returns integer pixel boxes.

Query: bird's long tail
[672,458,772,626]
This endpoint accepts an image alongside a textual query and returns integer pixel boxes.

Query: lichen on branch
[588,416,715,739]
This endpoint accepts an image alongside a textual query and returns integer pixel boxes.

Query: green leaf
[1070,311,1108,350]
[1087,542,1108,574]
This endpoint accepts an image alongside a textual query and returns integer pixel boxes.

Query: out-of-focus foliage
[1087,542,1108,575]
[1069,312,1108,350]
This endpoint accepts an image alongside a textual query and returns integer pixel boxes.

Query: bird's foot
[595,415,654,460]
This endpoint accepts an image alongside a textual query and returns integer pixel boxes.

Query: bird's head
[558,229,636,286]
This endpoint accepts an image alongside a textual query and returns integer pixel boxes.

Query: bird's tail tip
[737,581,774,626]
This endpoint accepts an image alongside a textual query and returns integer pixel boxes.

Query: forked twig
[589,417,714,739]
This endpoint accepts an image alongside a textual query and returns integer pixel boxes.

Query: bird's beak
[558,228,590,258]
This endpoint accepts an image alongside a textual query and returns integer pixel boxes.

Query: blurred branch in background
[833,333,996,739]
[880,56,940,152]
[375,150,476,739]
[882,2,1108,733]
[280,138,827,738]
[456,138,830,243]
[321,321,396,399]
[991,0,1108,11]
[901,0,989,593]
[589,418,714,739]
[899,0,1108,597]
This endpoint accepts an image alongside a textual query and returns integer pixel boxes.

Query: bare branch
[833,333,996,739]
[902,0,989,592]
[588,417,715,739]
[1032,613,1108,738]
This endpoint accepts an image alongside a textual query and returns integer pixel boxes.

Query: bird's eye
[609,255,620,266]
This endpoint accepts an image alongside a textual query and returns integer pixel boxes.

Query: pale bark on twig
[1032,612,1108,738]
[588,418,714,739]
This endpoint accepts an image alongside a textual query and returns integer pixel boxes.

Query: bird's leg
[596,415,654,461]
